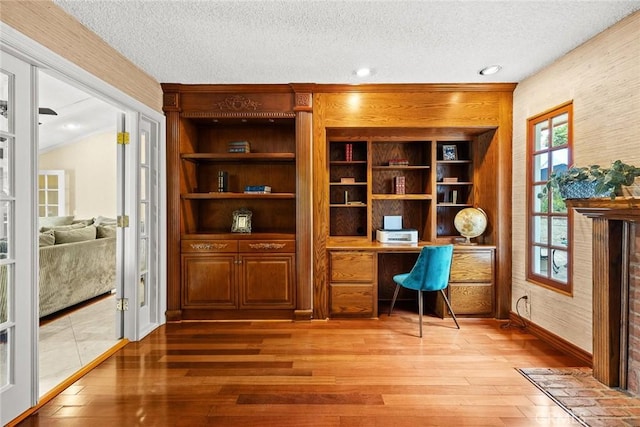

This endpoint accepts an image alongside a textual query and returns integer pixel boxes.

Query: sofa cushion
[39,230,55,247]
[94,216,117,226]
[40,223,86,232]
[96,224,117,238]
[54,225,97,244]
[39,215,74,229]
[72,218,95,226]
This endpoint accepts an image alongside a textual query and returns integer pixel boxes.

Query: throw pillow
[40,223,86,232]
[54,225,97,244]
[39,230,55,247]
[96,224,116,238]
[94,216,117,226]
[72,218,95,226]
[39,215,74,229]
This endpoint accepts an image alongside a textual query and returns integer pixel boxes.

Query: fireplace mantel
[568,198,640,221]
[567,197,639,388]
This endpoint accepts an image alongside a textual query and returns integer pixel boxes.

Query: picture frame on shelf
[231,208,252,233]
[442,145,457,161]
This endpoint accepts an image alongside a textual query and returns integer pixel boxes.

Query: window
[38,170,65,217]
[527,102,572,293]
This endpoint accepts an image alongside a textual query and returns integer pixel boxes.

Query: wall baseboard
[509,311,593,367]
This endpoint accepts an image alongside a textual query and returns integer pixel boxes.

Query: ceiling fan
[0,99,58,119]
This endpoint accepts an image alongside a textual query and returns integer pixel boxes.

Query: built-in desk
[327,241,496,318]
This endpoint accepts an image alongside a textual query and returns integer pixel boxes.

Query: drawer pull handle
[190,243,228,250]
[248,243,286,250]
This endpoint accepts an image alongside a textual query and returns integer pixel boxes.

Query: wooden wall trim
[165,109,182,321]
[311,83,518,93]
[509,312,593,367]
[295,103,313,320]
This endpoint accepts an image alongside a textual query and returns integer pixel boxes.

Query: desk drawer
[329,251,375,283]
[450,250,493,282]
[329,283,374,317]
[449,283,494,315]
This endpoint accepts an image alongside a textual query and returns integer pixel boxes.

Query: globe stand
[453,207,487,246]
[459,236,478,245]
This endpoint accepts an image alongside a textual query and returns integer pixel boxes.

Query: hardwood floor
[17,306,586,426]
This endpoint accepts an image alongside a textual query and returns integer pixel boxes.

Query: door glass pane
[551,148,569,175]
[0,201,11,253]
[139,237,147,272]
[532,216,548,244]
[534,121,549,151]
[551,189,567,213]
[533,184,547,213]
[0,71,9,133]
[551,217,568,247]
[533,153,548,182]
[140,202,147,237]
[0,265,8,322]
[140,130,147,165]
[139,274,146,308]
[531,245,547,276]
[140,167,147,200]
[0,139,11,196]
[551,113,569,147]
[0,328,9,388]
[551,249,568,283]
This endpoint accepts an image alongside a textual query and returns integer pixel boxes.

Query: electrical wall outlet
[523,290,531,317]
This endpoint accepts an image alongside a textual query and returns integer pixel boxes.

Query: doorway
[36,70,122,396]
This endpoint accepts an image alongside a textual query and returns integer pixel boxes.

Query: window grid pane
[527,103,572,291]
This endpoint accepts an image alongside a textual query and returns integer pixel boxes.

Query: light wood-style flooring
[18,305,586,426]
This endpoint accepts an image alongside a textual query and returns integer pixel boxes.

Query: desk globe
[453,207,487,245]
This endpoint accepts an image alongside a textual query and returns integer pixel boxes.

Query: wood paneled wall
[0,0,162,112]
[512,11,640,353]
[312,84,515,319]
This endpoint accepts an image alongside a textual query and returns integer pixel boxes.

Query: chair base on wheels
[388,284,460,337]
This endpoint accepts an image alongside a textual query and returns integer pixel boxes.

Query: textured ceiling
[53,0,640,85]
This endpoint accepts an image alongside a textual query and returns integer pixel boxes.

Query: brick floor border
[518,367,640,426]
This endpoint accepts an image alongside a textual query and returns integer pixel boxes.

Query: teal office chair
[388,245,459,337]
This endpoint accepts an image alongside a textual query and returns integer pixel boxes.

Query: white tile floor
[39,293,118,396]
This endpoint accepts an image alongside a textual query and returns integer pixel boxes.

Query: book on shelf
[244,185,271,194]
[394,176,406,194]
[340,177,356,184]
[388,158,409,166]
[442,177,459,183]
[345,143,353,161]
[217,171,229,192]
[228,140,251,153]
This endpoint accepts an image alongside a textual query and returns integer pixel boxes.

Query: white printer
[376,215,418,244]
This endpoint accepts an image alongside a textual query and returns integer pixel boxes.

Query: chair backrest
[402,245,454,291]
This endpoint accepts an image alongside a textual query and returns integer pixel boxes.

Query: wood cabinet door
[240,254,295,309]
[182,254,237,308]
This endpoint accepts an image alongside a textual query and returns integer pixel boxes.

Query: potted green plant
[539,161,640,200]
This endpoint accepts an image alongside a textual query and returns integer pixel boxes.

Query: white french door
[119,113,164,341]
[0,51,37,426]
[0,23,166,424]
[133,116,162,339]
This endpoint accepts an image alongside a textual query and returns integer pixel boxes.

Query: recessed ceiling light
[479,65,502,76]
[355,68,372,78]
